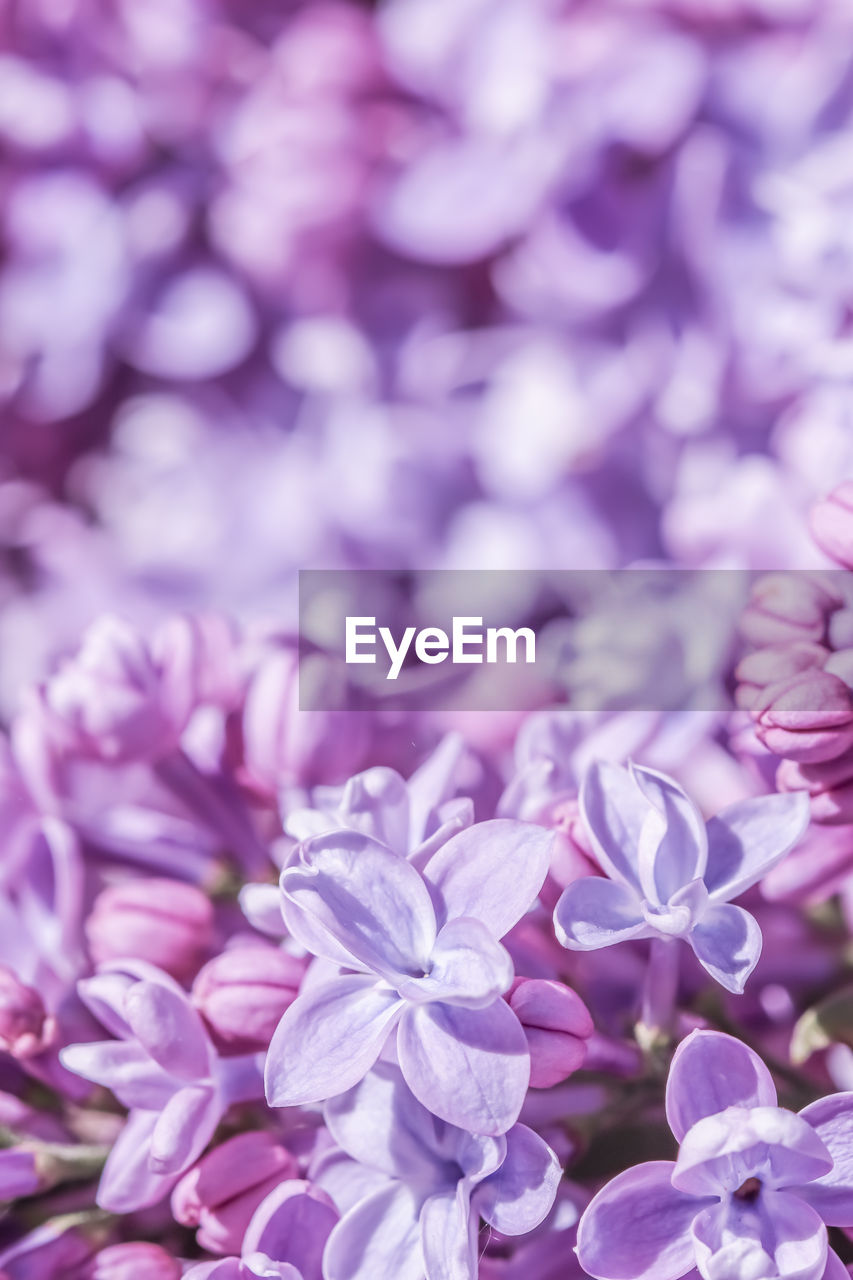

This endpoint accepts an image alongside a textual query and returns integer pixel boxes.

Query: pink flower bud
[86,1243,181,1280]
[740,573,841,648]
[0,965,55,1058]
[242,644,369,792]
[152,613,244,727]
[171,1131,297,1255]
[192,944,306,1053]
[43,616,187,763]
[508,978,593,1089]
[753,670,853,764]
[734,643,828,711]
[810,481,853,569]
[85,878,214,980]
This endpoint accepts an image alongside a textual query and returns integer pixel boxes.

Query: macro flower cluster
[5,0,853,1278]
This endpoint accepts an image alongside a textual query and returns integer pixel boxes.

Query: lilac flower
[284,733,473,866]
[315,1061,560,1280]
[60,961,264,1212]
[554,763,810,993]
[266,819,554,1133]
[577,1029,853,1280]
[183,1180,338,1280]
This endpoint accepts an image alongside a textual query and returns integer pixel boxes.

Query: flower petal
[124,980,212,1080]
[397,1000,529,1136]
[325,1061,446,1184]
[666,1030,777,1142]
[59,1041,177,1110]
[97,1110,181,1213]
[632,765,708,905]
[796,1093,853,1226]
[283,832,437,979]
[673,1106,833,1197]
[553,877,647,951]
[399,917,513,1008]
[423,820,553,938]
[150,1083,220,1175]
[323,1182,423,1280]
[692,1191,827,1280]
[265,975,403,1107]
[244,1181,338,1280]
[420,1185,477,1280]
[688,902,762,994]
[704,791,811,902]
[474,1124,561,1236]
[580,761,652,892]
[576,1161,700,1280]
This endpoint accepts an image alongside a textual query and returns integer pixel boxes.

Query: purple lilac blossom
[554,761,810,993]
[578,1030,853,1280]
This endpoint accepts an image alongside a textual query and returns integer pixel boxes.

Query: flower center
[734,1176,762,1202]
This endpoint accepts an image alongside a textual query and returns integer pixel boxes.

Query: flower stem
[637,936,680,1050]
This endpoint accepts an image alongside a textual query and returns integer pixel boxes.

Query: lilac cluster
[6,1,853,1278]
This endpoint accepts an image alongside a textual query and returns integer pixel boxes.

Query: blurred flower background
[5,2,853,1277]
[3,0,853,707]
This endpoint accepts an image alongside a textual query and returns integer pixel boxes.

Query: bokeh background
[2,0,852,712]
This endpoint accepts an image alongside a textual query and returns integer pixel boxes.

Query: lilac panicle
[553,762,810,994]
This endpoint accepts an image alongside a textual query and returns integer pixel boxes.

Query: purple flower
[554,763,809,993]
[284,733,473,870]
[60,961,264,1212]
[85,877,214,982]
[316,1060,561,1280]
[183,1180,338,1280]
[578,1029,853,1280]
[265,819,554,1133]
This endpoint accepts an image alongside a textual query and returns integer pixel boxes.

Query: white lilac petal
[672,1106,833,1198]
[422,819,553,938]
[579,761,653,893]
[419,1184,478,1280]
[576,1161,701,1280]
[688,903,762,995]
[398,916,514,1009]
[264,975,403,1108]
[397,998,529,1136]
[692,1191,827,1280]
[283,831,437,980]
[553,876,648,951]
[666,1031,777,1142]
[322,1181,424,1280]
[796,1093,853,1226]
[473,1123,561,1236]
[703,790,811,902]
[631,764,709,905]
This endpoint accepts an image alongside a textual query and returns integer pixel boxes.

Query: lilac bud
[0,965,55,1058]
[192,944,306,1053]
[85,878,214,980]
[810,481,853,569]
[241,645,369,792]
[85,1243,181,1280]
[152,613,244,728]
[753,670,853,763]
[734,643,828,711]
[43,616,186,763]
[508,978,594,1089]
[740,572,842,648]
[171,1131,297,1255]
